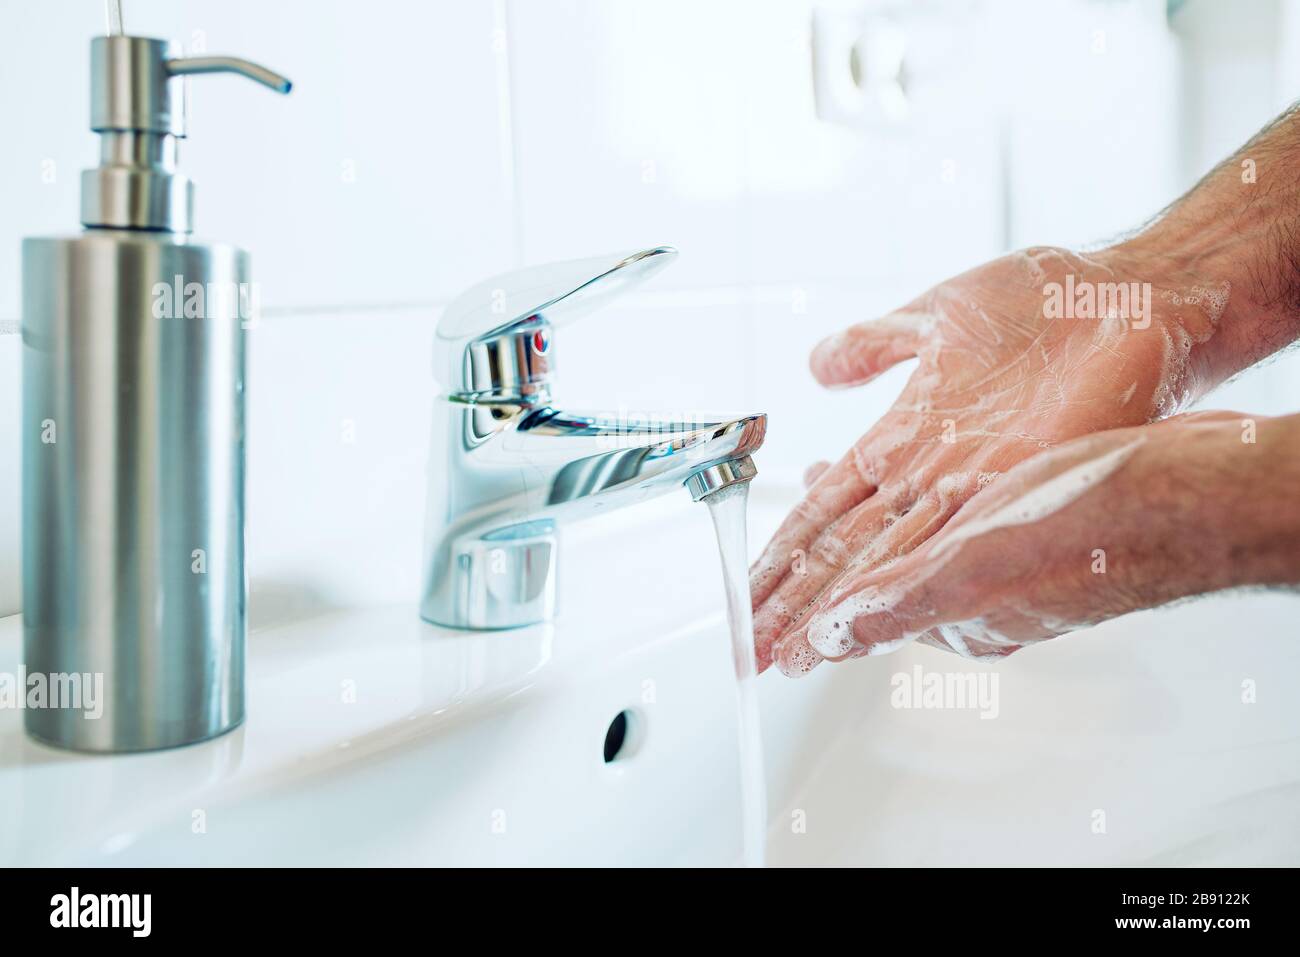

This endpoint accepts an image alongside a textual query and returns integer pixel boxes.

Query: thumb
[809,312,924,389]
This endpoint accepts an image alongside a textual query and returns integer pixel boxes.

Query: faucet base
[421,520,558,630]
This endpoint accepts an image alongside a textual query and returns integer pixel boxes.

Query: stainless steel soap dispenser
[20,31,291,752]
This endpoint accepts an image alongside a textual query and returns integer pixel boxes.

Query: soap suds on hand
[929,437,1144,561]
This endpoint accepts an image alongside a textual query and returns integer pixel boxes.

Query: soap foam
[806,588,902,657]
[929,436,1143,561]
[779,639,825,676]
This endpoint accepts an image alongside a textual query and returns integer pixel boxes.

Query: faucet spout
[420,402,766,630]
[525,407,765,515]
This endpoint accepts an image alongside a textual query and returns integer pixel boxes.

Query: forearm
[1095,416,1300,626]
[1112,107,1300,393]
[983,414,1300,634]
[1167,414,1300,592]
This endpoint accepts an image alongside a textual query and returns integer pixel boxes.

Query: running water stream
[703,482,768,868]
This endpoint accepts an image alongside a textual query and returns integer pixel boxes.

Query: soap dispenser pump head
[80,34,291,233]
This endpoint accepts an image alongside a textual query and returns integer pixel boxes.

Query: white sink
[2,486,1298,866]
[767,590,1300,866]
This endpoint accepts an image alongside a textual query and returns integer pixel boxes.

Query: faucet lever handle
[435,246,677,399]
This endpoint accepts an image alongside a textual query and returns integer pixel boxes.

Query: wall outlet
[811,1,973,131]
[812,3,911,127]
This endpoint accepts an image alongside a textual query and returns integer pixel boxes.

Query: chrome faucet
[421,247,767,630]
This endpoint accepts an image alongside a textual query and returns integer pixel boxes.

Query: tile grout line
[494,0,527,269]
[0,278,897,327]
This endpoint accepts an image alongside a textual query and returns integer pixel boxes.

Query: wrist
[1106,166,1300,394]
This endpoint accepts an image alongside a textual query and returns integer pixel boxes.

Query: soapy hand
[749,246,1233,676]
[786,411,1300,661]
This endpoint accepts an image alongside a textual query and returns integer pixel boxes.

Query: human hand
[773,411,1300,663]
[750,246,1235,676]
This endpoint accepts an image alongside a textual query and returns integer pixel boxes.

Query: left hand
[769,411,1290,666]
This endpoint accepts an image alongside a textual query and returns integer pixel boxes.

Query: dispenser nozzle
[167,56,293,95]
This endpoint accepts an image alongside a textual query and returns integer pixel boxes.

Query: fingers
[748,450,876,610]
[783,555,946,668]
[766,489,966,676]
[802,460,831,488]
[771,633,821,677]
[753,491,901,671]
[785,455,1095,665]
[810,312,926,389]
[771,632,825,677]
[747,459,841,671]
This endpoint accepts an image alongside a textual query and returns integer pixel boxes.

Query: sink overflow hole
[603,709,641,764]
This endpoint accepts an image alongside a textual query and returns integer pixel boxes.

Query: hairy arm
[1119,104,1300,386]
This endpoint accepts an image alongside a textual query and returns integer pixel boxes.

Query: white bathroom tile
[177,0,516,310]
[994,0,1181,247]
[505,0,1004,292]
[726,0,1005,286]
[744,281,921,488]
[0,0,516,315]
[1178,0,1283,188]
[504,0,751,289]
[245,305,438,608]
[555,289,752,414]
[0,1,96,321]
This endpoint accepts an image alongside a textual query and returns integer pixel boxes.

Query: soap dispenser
[21,32,291,752]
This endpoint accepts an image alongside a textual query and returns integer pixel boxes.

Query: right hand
[780,411,1286,663]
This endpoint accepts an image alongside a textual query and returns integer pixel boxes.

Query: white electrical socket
[812,3,910,127]
[811,1,972,131]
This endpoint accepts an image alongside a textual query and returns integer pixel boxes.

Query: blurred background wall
[1,0,1297,617]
